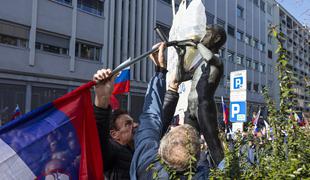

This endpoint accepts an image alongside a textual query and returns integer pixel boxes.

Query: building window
[77,0,104,16]
[254,61,259,70]
[0,34,28,48]
[259,63,265,72]
[217,18,225,28]
[31,86,67,110]
[262,43,265,51]
[237,6,244,18]
[36,42,68,55]
[0,20,29,48]
[247,81,252,91]
[262,63,266,73]
[258,42,265,51]
[268,34,272,44]
[206,12,214,25]
[251,38,255,47]
[268,50,273,59]
[36,32,69,55]
[0,83,26,125]
[258,43,263,51]
[253,83,259,92]
[237,30,243,41]
[260,0,265,12]
[254,39,259,48]
[245,35,251,44]
[235,54,244,65]
[227,51,234,62]
[246,58,252,68]
[0,34,17,46]
[252,61,259,70]
[54,0,72,5]
[227,25,235,37]
[76,42,101,61]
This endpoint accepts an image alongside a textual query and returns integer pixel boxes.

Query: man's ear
[110,130,119,140]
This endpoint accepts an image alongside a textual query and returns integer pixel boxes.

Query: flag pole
[221,96,227,133]
[110,48,158,77]
[127,91,131,113]
[110,39,196,77]
[172,0,176,18]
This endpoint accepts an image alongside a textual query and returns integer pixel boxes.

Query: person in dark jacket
[92,59,183,179]
[93,69,138,180]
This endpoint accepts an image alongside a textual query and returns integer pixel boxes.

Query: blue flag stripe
[114,69,130,84]
[0,105,81,179]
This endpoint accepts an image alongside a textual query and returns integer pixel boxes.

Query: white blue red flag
[11,104,21,120]
[112,67,130,95]
[221,96,229,125]
[252,109,261,127]
[253,109,261,133]
[0,81,103,180]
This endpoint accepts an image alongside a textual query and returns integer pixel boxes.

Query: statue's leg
[184,60,203,131]
[196,60,224,166]
[197,91,224,166]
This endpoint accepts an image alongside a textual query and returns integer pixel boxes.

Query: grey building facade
[274,3,310,112]
[1,0,106,123]
[202,0,273,115]
[0,0,158,123]
[0,0,308,124]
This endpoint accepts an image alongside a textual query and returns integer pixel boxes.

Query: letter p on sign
[233,77,243,89]
[230,101,246,122]
[231,104,240,118]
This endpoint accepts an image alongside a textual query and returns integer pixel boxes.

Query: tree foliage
[210,27,310,179]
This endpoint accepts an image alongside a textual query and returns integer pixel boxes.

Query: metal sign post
[230,70,247,132]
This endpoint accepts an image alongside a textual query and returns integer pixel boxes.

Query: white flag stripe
[0,139,36,180]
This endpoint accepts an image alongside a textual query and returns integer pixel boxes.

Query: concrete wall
[0,0,32,25]
[37,0,72,35]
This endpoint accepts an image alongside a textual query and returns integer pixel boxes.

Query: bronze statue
[176,24,227,166]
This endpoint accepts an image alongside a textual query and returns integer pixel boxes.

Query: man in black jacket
[93,69,138,180]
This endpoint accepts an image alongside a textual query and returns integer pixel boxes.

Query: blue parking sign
[230,101,247,122]
[233,77,243,89]
[230,70,247,92]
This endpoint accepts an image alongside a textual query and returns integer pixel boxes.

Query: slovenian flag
[0,81,103,180]
[221,96,229,125]
[11,104,21,120]
[113,67,130,95]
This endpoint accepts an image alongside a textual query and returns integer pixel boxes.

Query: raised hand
[149,42,166,69]
[93,69,116,108]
